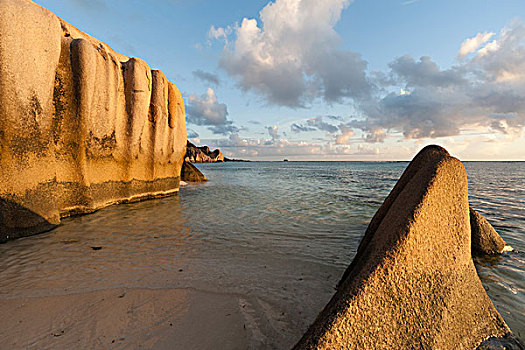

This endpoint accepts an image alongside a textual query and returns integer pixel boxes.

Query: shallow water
[0,161,523,347]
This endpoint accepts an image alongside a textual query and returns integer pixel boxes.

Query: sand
[0,288,252,349]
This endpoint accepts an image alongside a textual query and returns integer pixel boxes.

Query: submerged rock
[181,161,207,182]
[0,0,186,242]
[295,145,519,349]
[470,207,513,255]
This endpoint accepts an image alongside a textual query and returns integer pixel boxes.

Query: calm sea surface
[0,161,523,347]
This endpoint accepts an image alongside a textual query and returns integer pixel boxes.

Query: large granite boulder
[181,161,207,182]
[294,145,519,349]
[185,141,225,163]
[470,207,513,256]
[0,0,186,242]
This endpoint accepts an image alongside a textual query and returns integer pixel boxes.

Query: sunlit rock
[185,141,225,163]
[0,0,186,242]
[181,161,208,182]
[470,207,513,255]
[295,145,519,349]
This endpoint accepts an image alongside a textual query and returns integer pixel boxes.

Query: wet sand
[1,288,254,349]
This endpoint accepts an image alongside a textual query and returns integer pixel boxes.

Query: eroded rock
[295,145,517,349]
[0,0,186,242]
[181,161,207,182]
[470,207,513,255]
[185,141,224,163]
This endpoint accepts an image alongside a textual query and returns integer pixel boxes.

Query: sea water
[0,161,523,347]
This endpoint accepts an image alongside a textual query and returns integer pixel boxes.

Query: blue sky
[35,0,525,160]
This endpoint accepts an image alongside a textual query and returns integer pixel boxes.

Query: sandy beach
[1,288,255,349]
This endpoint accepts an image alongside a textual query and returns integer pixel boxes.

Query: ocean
[0,161,523,348]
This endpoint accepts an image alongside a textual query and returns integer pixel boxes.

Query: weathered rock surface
[185,141,224,163]
[0,0,186,242]
[470,207,513,255]
[295,145,519,349]
[181,161,207,182]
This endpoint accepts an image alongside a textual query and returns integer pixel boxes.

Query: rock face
[295,145,517,349]
[0,0,186,242]
[181,161,207,182]
[185,141,224,163]
[470,207,513,255]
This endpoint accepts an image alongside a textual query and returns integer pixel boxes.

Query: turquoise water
[0,161,523,347]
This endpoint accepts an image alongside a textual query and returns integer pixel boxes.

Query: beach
[1,161,523,348]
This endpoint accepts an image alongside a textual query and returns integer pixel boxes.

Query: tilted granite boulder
[470,207,513,256]
[0,0,186,242]
[185,141,225,163]
[295,145,519,349]
[181,161,208,182]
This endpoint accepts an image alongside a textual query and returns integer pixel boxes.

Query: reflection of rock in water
[0,0,186,241]
[295,145,522,349]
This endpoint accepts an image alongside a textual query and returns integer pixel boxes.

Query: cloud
[356,144,379,155]
[291,123,316,133]
[211,0,371,107]
[335,124,355,144]
[192,70,220,86]
[326,115,345,121]
[388,55,465,88]
[208,25,234,42]
[457,31,495,59]
[355,20,525,142]
[267,125,280,140]
[186,88,238,135]
[401,0,420,5]
[207,134,384,159]
[306,116,339,133]
[292,115,340,134]
[187,129,199,138]
[209,124,240,134]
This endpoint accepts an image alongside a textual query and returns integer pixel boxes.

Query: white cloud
[401,0,420,5]
[208,25,232,42]
[335,125,355,144]
[185,88,239,134]
[187,128,199,138]
[356,20,525,142]
[211,0,371,107]
[208,134,385,159]
[457,31,495,59]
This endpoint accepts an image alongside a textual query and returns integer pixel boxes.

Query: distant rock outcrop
[0,0,186,242]
[185,141,224,163]
[295,145,520,349]
[181,161,207,182]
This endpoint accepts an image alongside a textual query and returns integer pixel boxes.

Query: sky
[35,0,525,160]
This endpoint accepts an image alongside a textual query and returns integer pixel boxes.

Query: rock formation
[294,145,521,349]
[470,207,513,256]
[185,141,224,163]
[181,161,208,182]
[0,0,186,242]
